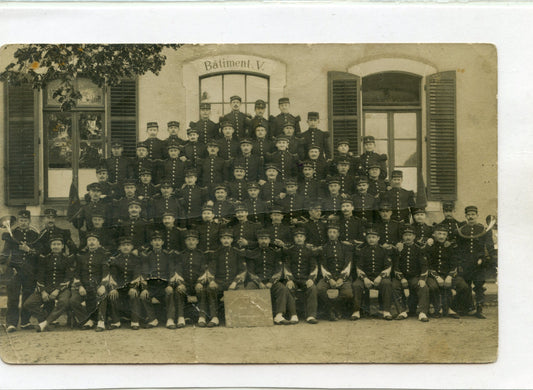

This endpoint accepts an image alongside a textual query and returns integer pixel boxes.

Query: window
[199,73,269,118]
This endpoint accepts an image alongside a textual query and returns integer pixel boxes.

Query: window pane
[79,113,104,141]
[210,103,224,119]
[394,140,417,166]
[394,112,417,139]
[362,72,421,106]
[396,167,417,192]
[375,140,388,155]
[246,76,268,103]
[201,76,222,103]
[46,113,73,168]
[364,112,388,139]
[77,78,104,106]
[48,169,72,198]
[79,168,98,198]
[223,74,245,102]
[45,80,63,106]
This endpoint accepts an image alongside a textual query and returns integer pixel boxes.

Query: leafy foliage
[1,44,182,111]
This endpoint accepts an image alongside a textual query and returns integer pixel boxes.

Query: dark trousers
[427,276,454,313]
[103,288,142,323]
[70,287,103,324]
[286,280,318,318]
[206,281,245,318]
[392,277,429,315]
[352,277,392,312]
[454,274,483,312]
[174,284,207,318]
[245,281,289,316]
[141,281,175,322]
[6,271,35,327]
[23,289,71,324]
[317,279,353,314]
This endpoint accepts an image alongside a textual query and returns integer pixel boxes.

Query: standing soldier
[174,230,210,328]
[358,136,388,180]
[193,204,221,254]
[352,227,393,321]
[92,166,117,200]
[305,146,329,180]
[260,164,285,205]
[104,140,131,186]
[367,163,389,199]
[243,230,289,325]
[161,212,184,252]
[226,165,249,203]
[301,112,330,159]
[190,103,220,144]
[164,121,186,153]
[130,142,155,182]
[36,208,77,255]
[411,208,434,247]
[24,236,73,332]
[321,176,344,218]
[249,100,270,139]
[375,202,402,249]
[332,139,359,176]
[392,226,430,322]
[334,158,357,196]
[270,97,301,138]
[211,185,235,223]
[221,95,250,140]
[281,120,305,160]
[118,200,150,254]
[298,161,321,202]
[244,182,268,225]
[317,224,353,321]
[338,198,365,246]
[136,169,158,214]
[252,123,275,162]
[161,142,187,190]
[79,210,116,253]
[282,228,319,324]
[140,231,177,329]
[72,182,112,231]
[180,128,207,168]
[113,179,146,225]
[217,121,240,161]
[231,203,260,250]
[232,138,263,182]
[144,122,167,161]
[105,237,143,330]
[438,201,463,243]
[199,140,226,189]
[425,225,461,319]
[278,178,305,225]
[302,202,328,248]
[206,230,247,327]
[268,136,297,181]
[176,168,207,227]
[352,177,377,223]
[69,232,109,330]
[2,210,40,332]
[454,205,497,319]
[383,170,415,224]
[264,206,293,249]
[151,179,181,228]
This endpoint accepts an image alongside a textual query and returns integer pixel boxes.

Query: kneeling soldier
[205,230,247,327]
[392,225,430,322]
[174,230,210,328]
[352,227,393,320]
[243,230,288,325]
[282,228,319,324]
[140,231,176,329]
[104,236,143,330]
[425,224,460,319]
[24,236,73,332]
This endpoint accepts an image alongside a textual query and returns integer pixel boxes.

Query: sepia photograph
[0,43,497,364]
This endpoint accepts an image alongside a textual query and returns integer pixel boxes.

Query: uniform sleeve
[37,255,47,286]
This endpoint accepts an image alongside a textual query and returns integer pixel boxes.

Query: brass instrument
[456,215,497,239]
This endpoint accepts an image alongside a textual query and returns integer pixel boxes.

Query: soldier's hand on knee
[286,280,295,290]
[209,281,218,289]
[97,285,106,296]
[363,277,373,289]
[305,279,314,288]
[165,285,174,295]
[444,241,451,248]
[128,288,139,298]
[444,275,453,289]
[435,276,444,287]
[477,258,483,266]
[177,284,187,294]
[401,278,409,289]
[195,283,204,292]
[426,238,434,246]
[228,282,237,290]
[41,291,49,302]
[259,282,267,289]
[418,279,426,288]
[78,286,87,297]
[265,282,273,289]
[373,275,382,287]
[140,289,150,300]
[49,289,59,300]
[109,289,119,301]
[328,279,337,288]
[336,278,344,287]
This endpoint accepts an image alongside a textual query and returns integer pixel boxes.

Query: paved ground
[0,305,497,364]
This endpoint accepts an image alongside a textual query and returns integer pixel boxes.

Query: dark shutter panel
[110,80,137,157]
[5,84,39,205]
[328,71,361,157]
[426,71,457,201]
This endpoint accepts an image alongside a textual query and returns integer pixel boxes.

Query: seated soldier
[338,198,365,247]
[252,123,275,162]
[161,142,187,190]
[101,236,143,330]
[151,179,181,227]
[231,203,259,249]
[176,168,207,227]
[161,212,184,252]
[24,236,73,332]
[118,200,149,255]
[300,112,330,160]
[264,206,293,249]
[375,202,402,249]
[425,224,460,319]
[322,176,344,218]
[244,182,268,225]
[205,230,247,327]
[352,227,393,321]
[301,201,328,248]
[173,230,210,328]
[243,230,289,325]
[139,231,176,329]
[317,224,353,321]
[282,228,319,324]
[199,140,226,189]
[392,226,430,322]
[232,138,263,182]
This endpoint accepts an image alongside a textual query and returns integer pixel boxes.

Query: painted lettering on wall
[203,58,265,72]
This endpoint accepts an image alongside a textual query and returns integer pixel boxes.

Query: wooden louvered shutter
[109,80,137,157]
[5,84,39,205]
[328,71,361,157]
[426,71,457,201]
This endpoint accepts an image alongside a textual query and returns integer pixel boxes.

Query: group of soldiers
[1,96,497,332]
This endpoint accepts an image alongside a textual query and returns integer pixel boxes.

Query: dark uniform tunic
[425,241,459,313]
[232,154,263,182]
[279,193,305,223]
[217,137,240,160]
[301,128,330,159]
[317,240,353,309]
[72,199,112,230]
[322,194,343,218]
[438,217,463,242]
[104,155,131,184]
[265,222,293,247]
[130,157,155,182]
[337,173,357,196]
[303,157,329,181]
[358,151,387,179]
[267,150,297,181]
[141,249,176,321]
[302,218,328,247]
[107,252,142,323]
[112,196,147,224]
[189,119,219,144]
[209,246,246,289]
[232,221,260,249]
[174,248,209,317]
[259,180,285,204]
[161,157,186,189]
[382,187,415,224]
[222,110,250,140]
[375,219,402,246]
[193,221,220,253]
[151,195,181,225]
[368,178,389,199]
[249,116,270,139]
[144,137,167,161]
[180,141,207,168]
[271,113,301,138]
[212,200,234,221]
[119,217,149,251]
[412,222,434,246]
[227,179,249,203]
[252,138,275,161]
[199,155,226,187]
[352,192,377,223]
[36,225,77,255]
[244,197,268,225]
[177,185,206,222]
[338,215,365,245]
[298,177,321,201]
[162,226,183,252]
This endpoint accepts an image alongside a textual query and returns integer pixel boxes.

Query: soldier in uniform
[260,164,285,205]
[231,203,260,250]
[268,136,298,181]
[375,202,402,249]
[206,230,247,327]
[72,182,112,231]
[454,205,497,319]
[138,231,177,329]
[211,185,235,223]
[244,182,268,225]
[382,170,415,224]
[221,95,250,140]
[304,146,329,181]
[302,202,328,248]
[151,179,181,227]
[321,176,344,218]
[36,208,77,255]
[298,161,321,202]
[144,122,167,161]
[332,139,359,176]
[136,169,158,216]
[352,227,393,320]
[180,128,207,168]
[161,212,184,252]
[338,198,365,246]
[438,201,463,243]
[217,121,240,161]
[392,225,430,322]
[189,103,220,144]
[243,230,290,325]
[199,140,226,189]
[161,142,186,189]
[317,224,353,321]
[425,224,461,319]
[1,210,40,332]
[282,228,319,324]
[358,135,388,179]
[301,112,330,159]
[91,166,117,200]
[249,100,270,139]
[270,97,301,138]
[226,164,249,203]
[281,120,305,160]
[265,206,293,249]
[113,179,146,224]
[174,230,210,328]
[367,163,389,199]
[252,123,275,161]
[130,142,155,182]
[104,140,131,186]
[164,121,186,153]
[334,158,357,196]
[70,232,109,330]
[411,208,434,247]
[79,210,116,253]
[278,178,305,225]
[233,138,263,182]
[176,168,207,226]
[193,204,221,253]
[352,177,377,223]
[118,200,150,253]
[24,236,73,332]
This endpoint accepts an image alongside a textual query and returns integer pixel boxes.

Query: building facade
[0,44,497,224]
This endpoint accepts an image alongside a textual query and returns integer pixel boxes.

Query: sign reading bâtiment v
[187,55,284,76]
